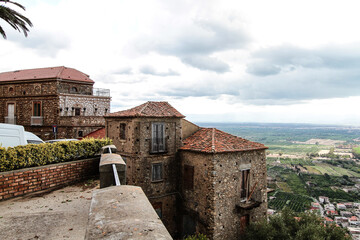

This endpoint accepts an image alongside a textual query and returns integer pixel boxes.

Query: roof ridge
[211,128,216,153]
[139,101,150,115]
[56,66,65,79]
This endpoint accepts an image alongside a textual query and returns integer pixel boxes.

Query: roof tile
[0,66,94,83]
[106,101,185,118]
[180,128,268,153]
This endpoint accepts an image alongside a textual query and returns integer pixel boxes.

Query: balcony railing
[5,116,16,124]
[93,88,110,97]
[31,116,43,126]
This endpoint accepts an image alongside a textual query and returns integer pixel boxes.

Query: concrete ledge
[85,185,172,240]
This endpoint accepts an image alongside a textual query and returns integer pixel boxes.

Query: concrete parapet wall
[85,185,172,240]
[0,157,100,200]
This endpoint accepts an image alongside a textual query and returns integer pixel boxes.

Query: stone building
[0,66,110,140]
[105,101,268,240]
[180,128,268,239]
[104,101,184,235]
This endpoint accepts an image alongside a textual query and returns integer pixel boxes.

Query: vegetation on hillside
[242,208,351,240]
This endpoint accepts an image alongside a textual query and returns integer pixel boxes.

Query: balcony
[31,116,43,126]
[5,116,16,124]
[93,88,110,97]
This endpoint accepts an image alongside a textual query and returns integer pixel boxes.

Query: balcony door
[7,103,14,118]
[6,103,15,124]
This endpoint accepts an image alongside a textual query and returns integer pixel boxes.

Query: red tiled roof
[106,101,185,118]
[83,128,106,139]
[180,128,268,153]
[0,66,94,83]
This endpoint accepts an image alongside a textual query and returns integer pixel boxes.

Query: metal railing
[93,88,110,97]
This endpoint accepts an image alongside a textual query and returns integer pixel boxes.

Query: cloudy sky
[1,0,360,125]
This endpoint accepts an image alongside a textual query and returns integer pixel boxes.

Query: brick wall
[0,157,100,201]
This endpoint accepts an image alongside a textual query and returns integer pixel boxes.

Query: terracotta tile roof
[82,128,106,139]
[106,101,185,118]
[0,66,94,83]
[180,128,268,153]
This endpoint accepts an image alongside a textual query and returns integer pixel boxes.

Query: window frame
[151,162,163,182]
[32,101,42,116]
[151,122,166,153]
[74,108,81,116]
[119,123,126,140]
[240,169,250,201]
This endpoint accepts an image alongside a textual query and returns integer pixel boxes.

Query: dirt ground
[0,179,99,240]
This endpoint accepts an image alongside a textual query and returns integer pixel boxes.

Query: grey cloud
[246,62,281,76]
[155,20,249,56]
[8,31,69,57]
[139,65,180,77]
[137,18,249,73]
[247,44,360,76]
[154,64,360,105]
[181,55,230,73]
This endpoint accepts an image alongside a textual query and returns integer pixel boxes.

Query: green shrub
[0,138,112,172]
[185,233,208,240]
[243,208,351,240]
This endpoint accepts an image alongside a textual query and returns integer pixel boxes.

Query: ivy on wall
[0,138,112,172]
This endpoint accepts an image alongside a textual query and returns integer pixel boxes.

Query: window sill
[151,179,164,183]
[149,151,168,155]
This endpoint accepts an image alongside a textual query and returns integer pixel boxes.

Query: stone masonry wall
[212,150,267,240]
[59,94,110,117]
[0,157,100,201]
[105,116,183,237]
[180,151,216,237]
[57,80,93,95]
[0,79,109,140]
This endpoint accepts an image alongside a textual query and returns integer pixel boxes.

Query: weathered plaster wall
[181,119,200,140]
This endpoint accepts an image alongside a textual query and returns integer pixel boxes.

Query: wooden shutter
[158,123,165,152]
[183,165,194,190]
[152,124,158,152]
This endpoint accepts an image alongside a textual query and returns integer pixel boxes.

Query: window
[240,169,250,200]
[183,165,194,190]
[33,102,41,116]
[152,163,163,181]
[151,123,165,153]
[152,202,162,219]
[74,108,81,116]
[71,87,77,93]
[78,130,83,138]
[120,123,126,140]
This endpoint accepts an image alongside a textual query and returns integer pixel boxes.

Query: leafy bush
[0,138,112,172]
[243,208,351,240]
[184,233,208,240]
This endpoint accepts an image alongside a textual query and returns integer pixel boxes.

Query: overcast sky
[1,0,360,125]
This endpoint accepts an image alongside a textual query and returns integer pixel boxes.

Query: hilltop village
[0,66,268,239]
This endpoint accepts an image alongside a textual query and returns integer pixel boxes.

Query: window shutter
[158,124,165,152]
[152,124,158,152]
[183,165,194,190]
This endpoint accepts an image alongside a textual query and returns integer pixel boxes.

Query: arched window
[71,87,78,93]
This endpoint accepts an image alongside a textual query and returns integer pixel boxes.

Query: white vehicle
[0,123,44,148]
[24,131,45,145]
